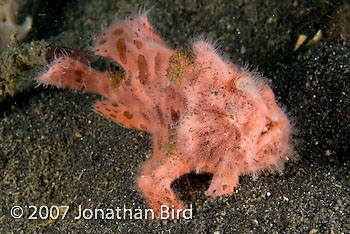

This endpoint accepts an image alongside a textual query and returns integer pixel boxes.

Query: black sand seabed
[0,0,349,233]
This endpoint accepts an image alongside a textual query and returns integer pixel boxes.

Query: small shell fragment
[294,34,307,51]
[308,30,322,45]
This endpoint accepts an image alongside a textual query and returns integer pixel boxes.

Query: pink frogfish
[37,11,293,216]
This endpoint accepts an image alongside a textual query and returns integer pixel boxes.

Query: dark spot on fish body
[117,38,127,64]
[123,111,133,119]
